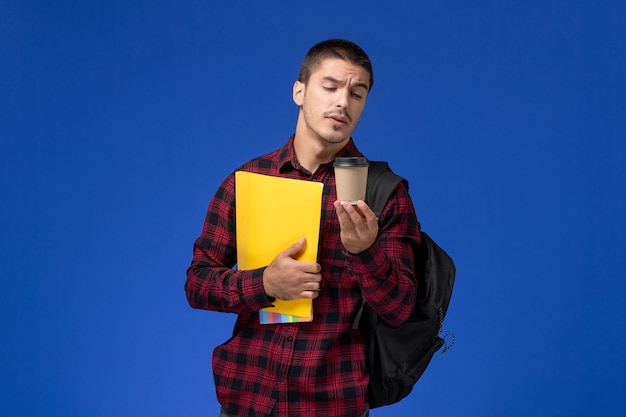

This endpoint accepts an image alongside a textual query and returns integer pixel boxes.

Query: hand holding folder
[235,171,323,324]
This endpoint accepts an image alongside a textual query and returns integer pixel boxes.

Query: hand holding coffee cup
[333,157,377,252]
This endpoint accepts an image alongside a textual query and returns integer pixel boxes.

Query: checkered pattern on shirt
[186,137,420,417]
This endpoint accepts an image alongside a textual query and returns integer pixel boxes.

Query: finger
[340,201,369,224]
[298,276,321,293]
[300,288,321,299]
[334,200,350,220]
[335,200,359,227]
[355,200,376,221]
[280,237,306,259]
[302,263,322,275]
[308,280,321,291]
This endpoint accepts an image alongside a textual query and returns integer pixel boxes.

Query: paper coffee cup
[333,157,369,204]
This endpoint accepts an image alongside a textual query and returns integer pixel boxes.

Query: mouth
[325,111,351,127]
[328,115,348,126]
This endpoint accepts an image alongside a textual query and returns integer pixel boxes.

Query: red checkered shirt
[186,137,420,417]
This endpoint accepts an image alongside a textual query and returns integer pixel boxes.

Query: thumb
[281,237,307,259]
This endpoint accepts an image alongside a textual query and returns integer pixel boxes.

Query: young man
[186,39,420,417]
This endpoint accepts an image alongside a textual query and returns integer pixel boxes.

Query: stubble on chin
[319,128,350,144]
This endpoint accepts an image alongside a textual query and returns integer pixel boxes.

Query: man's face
[293,58,370,146]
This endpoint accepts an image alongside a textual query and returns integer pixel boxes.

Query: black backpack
[353,161,456,409]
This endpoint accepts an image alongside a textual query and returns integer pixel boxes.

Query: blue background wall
[2,1,625,416]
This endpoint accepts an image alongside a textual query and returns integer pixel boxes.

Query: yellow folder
[235,171,323,322]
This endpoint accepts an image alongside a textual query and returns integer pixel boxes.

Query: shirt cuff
[242,267,276,309]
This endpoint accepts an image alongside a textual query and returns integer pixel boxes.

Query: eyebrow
[322,76,370,91]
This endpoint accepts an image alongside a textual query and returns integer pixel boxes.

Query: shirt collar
[277,136,365,174]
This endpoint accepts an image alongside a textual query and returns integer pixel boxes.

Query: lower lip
[328,118,347,127]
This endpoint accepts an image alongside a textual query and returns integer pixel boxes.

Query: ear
[293,80,304,106]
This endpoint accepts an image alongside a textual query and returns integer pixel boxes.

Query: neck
[293,138,337,173]
[293,117,349,174]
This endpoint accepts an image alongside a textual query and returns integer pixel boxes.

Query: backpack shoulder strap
[366,161,408,218]
[352,161,408,329]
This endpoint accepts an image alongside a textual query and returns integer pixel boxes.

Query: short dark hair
[298,39,374,91]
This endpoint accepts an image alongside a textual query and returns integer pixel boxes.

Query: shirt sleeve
[345,180,420,326]
[185,173,275,313]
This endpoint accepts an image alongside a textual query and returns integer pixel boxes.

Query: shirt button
[278,376,284,382]
[286,336,293,342]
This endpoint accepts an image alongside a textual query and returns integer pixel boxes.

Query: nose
[336,88,349,109]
